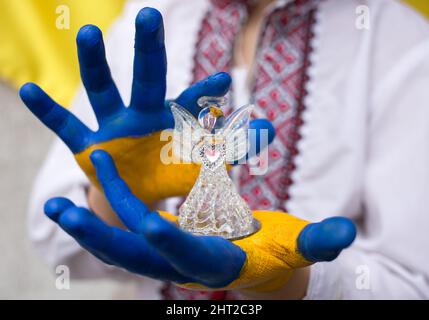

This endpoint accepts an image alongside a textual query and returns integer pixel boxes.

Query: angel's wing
[219,104,253,163]
[171,102,204,164]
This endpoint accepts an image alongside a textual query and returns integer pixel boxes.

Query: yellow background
[0,0,126,106]
[0,0,427,107]
[407,0,429,17]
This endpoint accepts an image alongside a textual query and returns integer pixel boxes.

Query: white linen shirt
[28,0,429,299]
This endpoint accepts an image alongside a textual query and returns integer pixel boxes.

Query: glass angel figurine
[171,96,260,240]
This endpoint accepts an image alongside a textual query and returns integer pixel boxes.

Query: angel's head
[197,96,226,133]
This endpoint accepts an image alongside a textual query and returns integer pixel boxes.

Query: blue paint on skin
[45,150,246,287]
[44,149,356,287]
[297,217,357,262]
[23,6,356,286]
[19,8,273,157]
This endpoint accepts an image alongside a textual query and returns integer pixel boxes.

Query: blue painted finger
[48,202,190,282]
[44,197,115,265]
[19,83,91,153]
[142,212,246,288]
[175,72,232,116]
[44,198,115,265]
[130,7,167,111]
[76,25,123,121]
[90,149,150,233]
[297,217,357,262]
[44,197,76,222]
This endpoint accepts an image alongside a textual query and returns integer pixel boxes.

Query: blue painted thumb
[297,217,357,262]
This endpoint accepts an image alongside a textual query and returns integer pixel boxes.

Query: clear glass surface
[171,97,258,239]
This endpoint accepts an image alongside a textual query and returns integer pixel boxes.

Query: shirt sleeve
[305,39,429,299]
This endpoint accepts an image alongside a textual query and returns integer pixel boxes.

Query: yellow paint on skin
[159,210,311,292]
[75,131,310,292]
[74,131,201,204]
[75,130,233,204]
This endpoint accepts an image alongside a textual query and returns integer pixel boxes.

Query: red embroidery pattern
[192,0,317,211]
[239,1,316,212]
[191,0,249,84]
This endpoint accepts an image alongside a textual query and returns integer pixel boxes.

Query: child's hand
[19,7,274,204]
[44,150,356,294]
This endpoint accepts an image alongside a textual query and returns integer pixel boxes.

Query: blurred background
[0,0,428,299]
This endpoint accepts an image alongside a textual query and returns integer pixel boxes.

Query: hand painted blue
[21,6,356,286]
[44,149,356,287]
[19,7,272,159]
[44,150,246,288]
